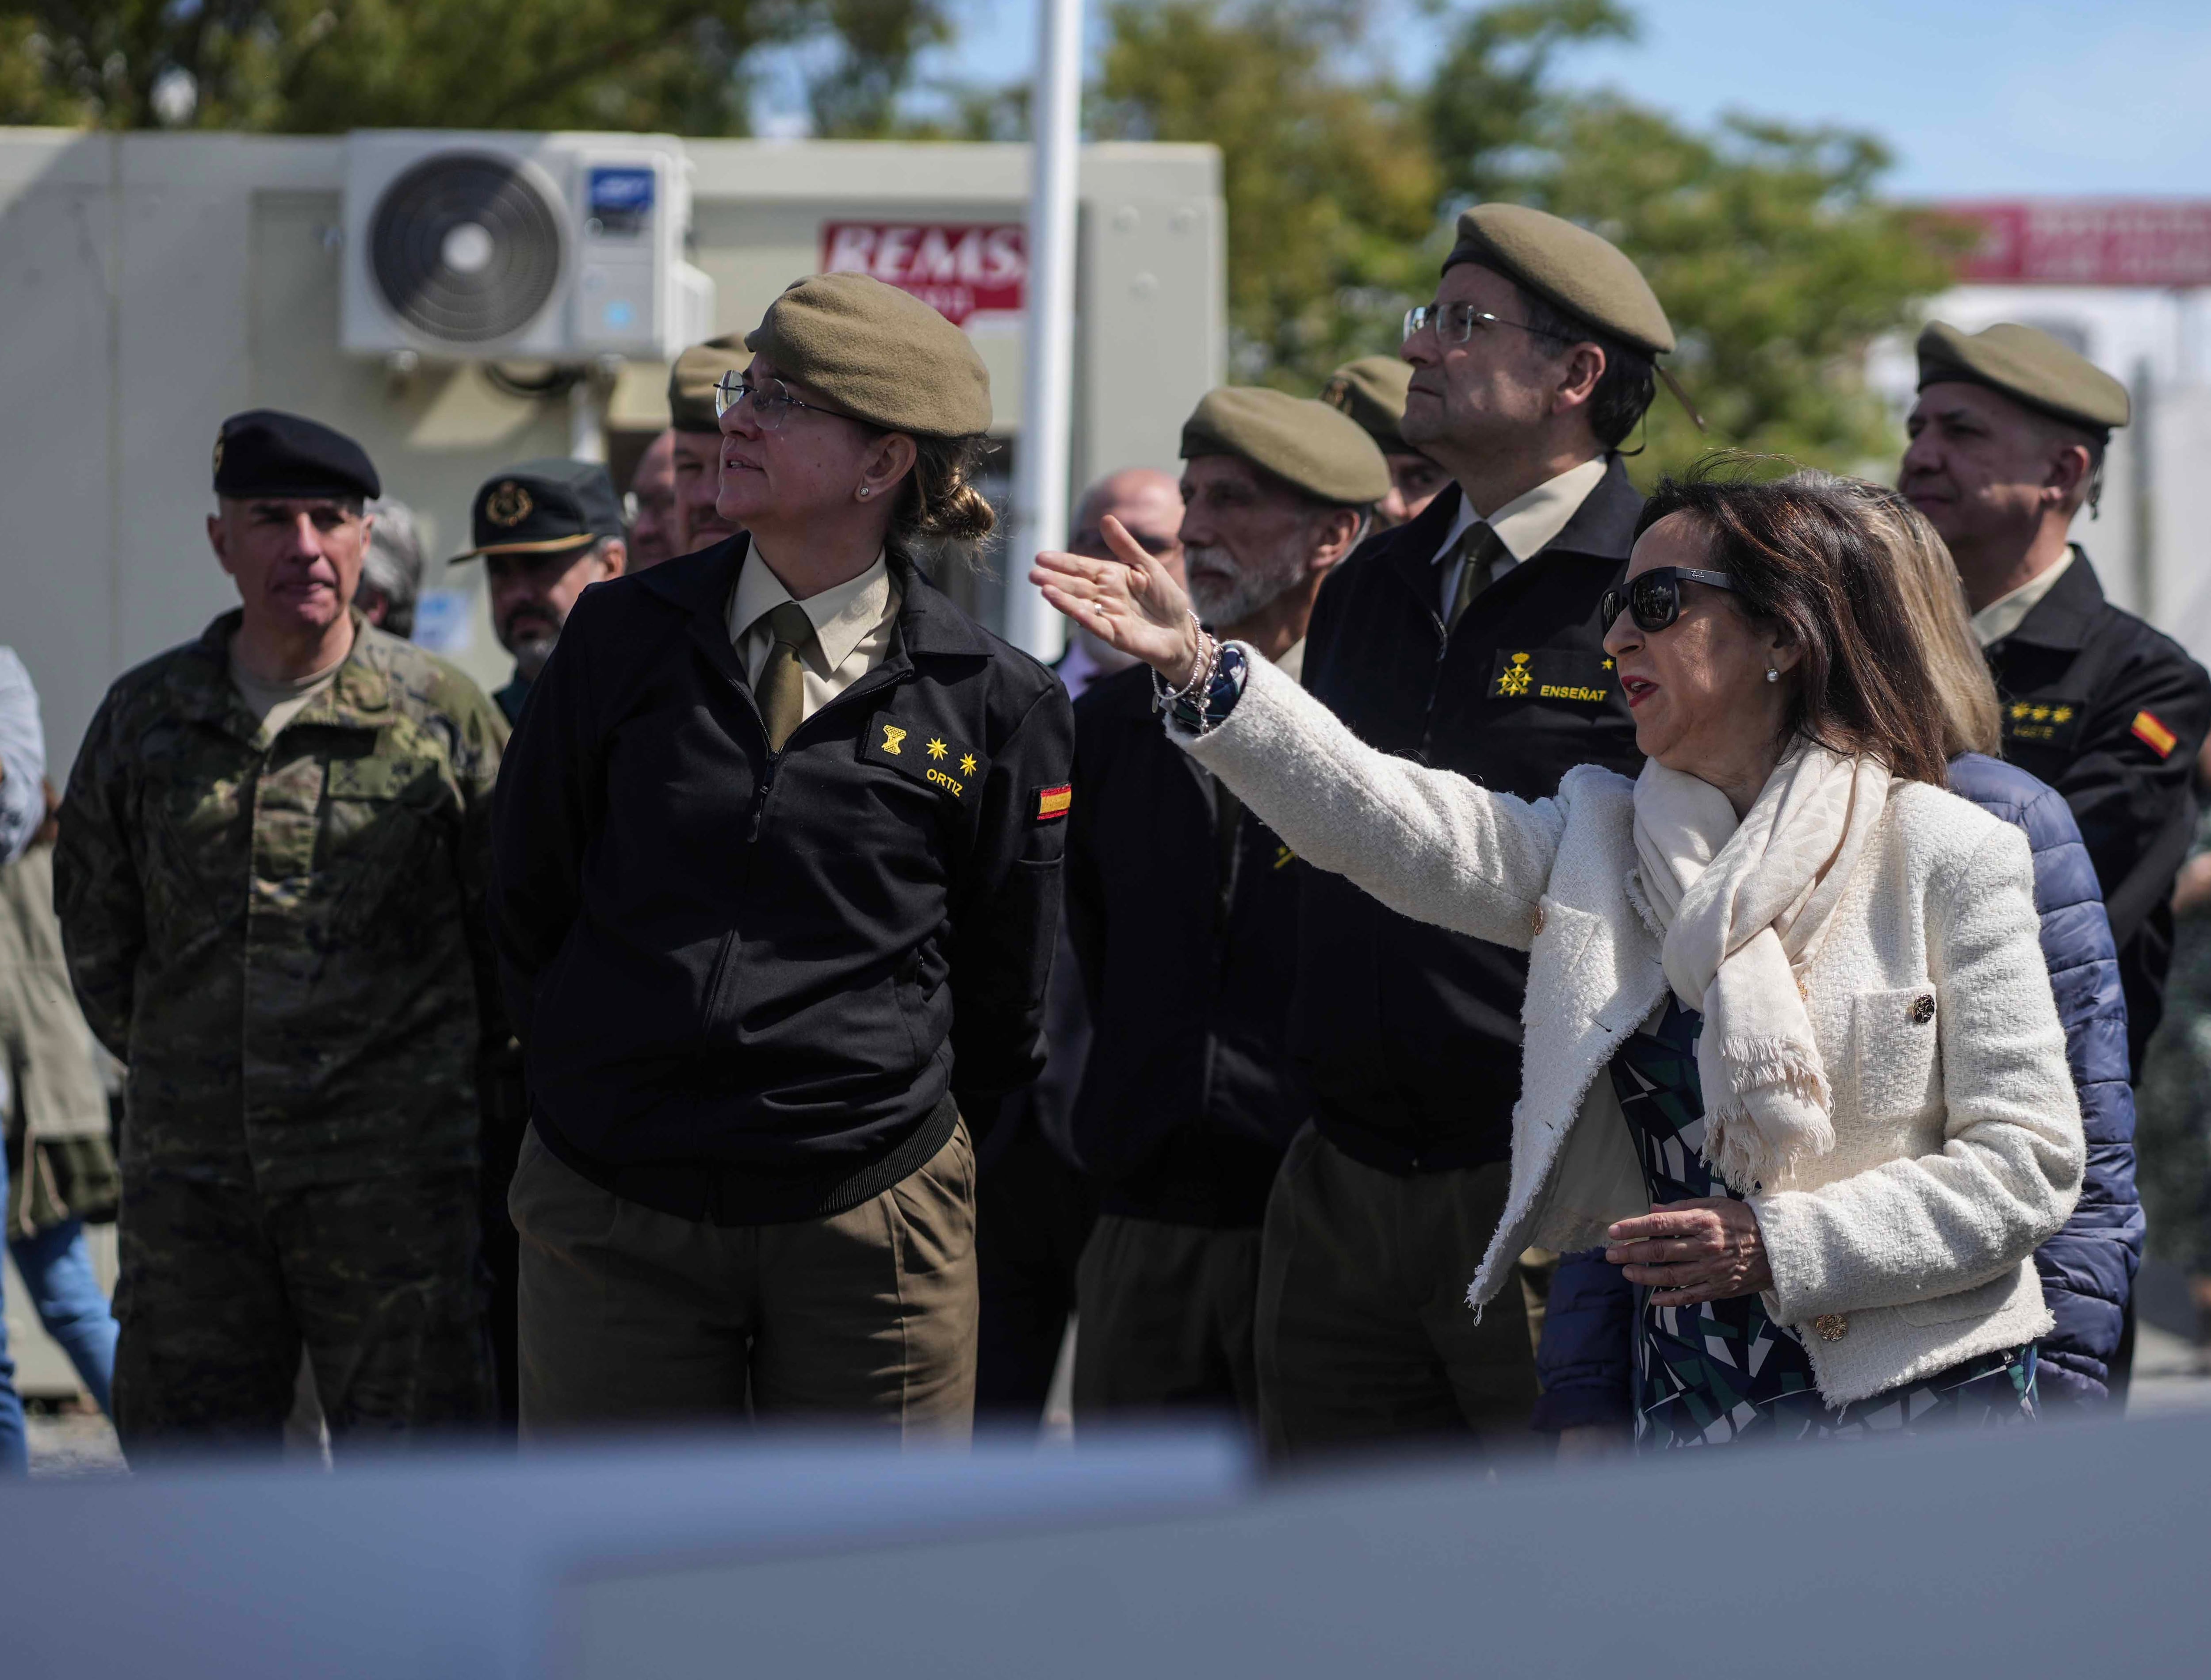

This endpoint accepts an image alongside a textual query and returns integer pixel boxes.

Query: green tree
[1530,99,1960,478]
[0,0,943,136]
[1098,0,1964,471]
[1093,0,1440,385]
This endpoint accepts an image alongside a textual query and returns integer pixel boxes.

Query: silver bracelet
[1152,613,1217,707]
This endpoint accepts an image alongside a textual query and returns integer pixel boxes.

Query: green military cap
[1319,356,1416,455]
[1444,203,1674,358]
[745,272,993,437]
[1181,386,1390,506]
[1915,321,2130,436]
[668,335,746,434]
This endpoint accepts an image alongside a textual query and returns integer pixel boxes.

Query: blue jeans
[0,1148,119,1472]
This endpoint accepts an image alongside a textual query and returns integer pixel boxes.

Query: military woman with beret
[490,273,1074,1435]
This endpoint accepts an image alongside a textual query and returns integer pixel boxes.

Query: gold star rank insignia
[960,753,977,775]
[2051,706,2073,723]
[927,738,948,759]
[1601,658,1614,670]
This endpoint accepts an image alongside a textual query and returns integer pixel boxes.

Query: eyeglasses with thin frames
[1402,302,1581,347]
[713,372,835,431]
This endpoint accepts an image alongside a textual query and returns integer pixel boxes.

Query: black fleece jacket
[488,537,1074,1223]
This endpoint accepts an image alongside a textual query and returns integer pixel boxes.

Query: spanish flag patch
[2131,709,2179,758]
[1033,784,1074,823]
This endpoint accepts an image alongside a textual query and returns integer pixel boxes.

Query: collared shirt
[1972,545,2077,648]
[727,547,901,725]
[1431,455,1612,618]
[229,639,348,740]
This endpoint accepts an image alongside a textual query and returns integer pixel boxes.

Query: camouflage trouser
[112,1169,496,1459]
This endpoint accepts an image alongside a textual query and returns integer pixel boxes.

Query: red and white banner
[819,222,1028,326]
[1934,200,2211,288]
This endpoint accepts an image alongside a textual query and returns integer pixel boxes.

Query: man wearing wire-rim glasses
[1253,204,1680,1462]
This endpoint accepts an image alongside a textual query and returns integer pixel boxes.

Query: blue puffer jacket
[1532,752,2144,1428]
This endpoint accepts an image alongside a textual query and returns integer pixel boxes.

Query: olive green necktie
[756,601,816,752]
[1447,523,1511,632]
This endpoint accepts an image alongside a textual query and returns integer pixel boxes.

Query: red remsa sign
[819,223,1028,326]
[1935,200,2211,288]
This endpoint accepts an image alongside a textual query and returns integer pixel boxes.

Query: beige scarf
[1631,741,1892,1193]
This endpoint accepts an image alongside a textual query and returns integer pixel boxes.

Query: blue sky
[757,0,2211,198]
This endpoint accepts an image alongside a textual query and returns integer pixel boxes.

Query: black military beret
[212,409,380,502]
[453,458,624,562]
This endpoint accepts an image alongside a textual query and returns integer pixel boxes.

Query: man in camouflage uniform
[55,410,506,1456]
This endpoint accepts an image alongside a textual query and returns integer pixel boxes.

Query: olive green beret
[745,272,993,437]
[1181,386,1390,506]
[667,335,746,434]
[1443,203,1674,358]
[1319,356,1416,455]
[1916,321,2130,436]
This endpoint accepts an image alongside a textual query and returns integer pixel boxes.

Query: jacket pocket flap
[1894,1266,2028,1328]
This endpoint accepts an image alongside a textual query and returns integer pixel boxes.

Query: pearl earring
[857,486,872,499]
[1765,666,1779,683]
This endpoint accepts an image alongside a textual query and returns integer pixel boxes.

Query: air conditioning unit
[341,130,715,362]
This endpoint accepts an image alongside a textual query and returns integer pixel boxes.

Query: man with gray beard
[1063,390,1384,1425]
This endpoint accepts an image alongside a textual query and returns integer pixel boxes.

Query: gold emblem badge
[211,433,225,476]
[1320,376,1349,407]
[1497,652,1532,698]
[880,724,907,756]
[485,482,534,527]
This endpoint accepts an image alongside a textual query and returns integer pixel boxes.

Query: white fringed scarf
[1631,742,1893,1193]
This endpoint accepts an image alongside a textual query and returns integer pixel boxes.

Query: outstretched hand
[1029,516,1204,688]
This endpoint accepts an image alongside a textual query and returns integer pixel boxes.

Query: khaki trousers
[1255,1125,1538,1462]
[1072,1215,1261,1426]
[510,1121,978,1440]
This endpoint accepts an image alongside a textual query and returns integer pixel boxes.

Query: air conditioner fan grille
[368,153,562,345]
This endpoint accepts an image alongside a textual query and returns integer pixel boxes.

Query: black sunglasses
[1601,566,1740,634]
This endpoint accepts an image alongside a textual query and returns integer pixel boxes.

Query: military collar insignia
[1488,645,1617,707]
[865,713,985,799]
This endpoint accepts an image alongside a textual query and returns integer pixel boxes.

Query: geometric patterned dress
[1610,997,2039,1448]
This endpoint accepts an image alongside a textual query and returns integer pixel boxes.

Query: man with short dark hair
[452,460,628,726]
[1068,390,1384,1424]
[1265,205,1667,1459]
[1903,321,2211,1068]
[54,410,507,1456]
[668,337,746,555]
[1320,355,1449,530]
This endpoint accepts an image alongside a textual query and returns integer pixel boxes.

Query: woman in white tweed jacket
[1033,470,2084,1435]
